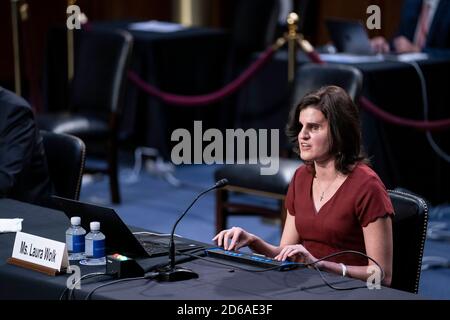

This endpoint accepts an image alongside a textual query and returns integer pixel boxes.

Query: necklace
[315,174,339,202]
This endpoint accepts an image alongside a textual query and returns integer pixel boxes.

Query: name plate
[8,232,69,276]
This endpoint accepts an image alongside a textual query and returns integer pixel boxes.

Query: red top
[285,163,394,266]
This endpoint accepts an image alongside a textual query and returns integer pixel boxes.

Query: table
[0,199,420,300]
[235,51,450,204]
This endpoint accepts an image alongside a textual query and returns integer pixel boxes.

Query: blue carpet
[80,161,450,299]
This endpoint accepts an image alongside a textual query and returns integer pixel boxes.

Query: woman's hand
[274,244,319,267]
[212,226,255,251]
[393,36,420,53]
[370,36,390,53]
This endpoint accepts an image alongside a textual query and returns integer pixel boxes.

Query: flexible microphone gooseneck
[156,179,228,281]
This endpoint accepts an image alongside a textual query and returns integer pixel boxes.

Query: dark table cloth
[0,199,419,300]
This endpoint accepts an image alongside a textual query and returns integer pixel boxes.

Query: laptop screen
[52,196,207,259]
[326,18,374,55]
[53,196,149,257]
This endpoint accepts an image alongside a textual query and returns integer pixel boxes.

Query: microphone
[156,179,228,281]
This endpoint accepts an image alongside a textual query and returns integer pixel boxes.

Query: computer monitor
[52,196,206,259]
[326,18,374,55]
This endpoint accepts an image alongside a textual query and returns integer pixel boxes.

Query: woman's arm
[317,216,393,286]
[213,210,300,258]
[248,211,300,257]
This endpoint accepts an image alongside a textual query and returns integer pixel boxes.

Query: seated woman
[213,86,394,286]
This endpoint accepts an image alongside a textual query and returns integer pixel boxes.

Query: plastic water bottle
[65,216,86,261]
[81,221,106,266]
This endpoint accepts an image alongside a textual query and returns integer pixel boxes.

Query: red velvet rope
[307,50,450,131]
[359,96,450,131]
[128,45,276,106]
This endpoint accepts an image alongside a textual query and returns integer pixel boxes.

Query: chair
[41,131,86,200]
[38,28,133,204]
[225,0,280,86]
[215,63,363,233]
[389,189,428,294]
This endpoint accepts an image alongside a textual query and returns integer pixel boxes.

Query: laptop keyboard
[135,234,203,257]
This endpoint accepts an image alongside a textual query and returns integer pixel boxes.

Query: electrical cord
[311,250,385,291]
[84,272,158,300]
[59,249,384,299]
[132,231,182,238]
[421,256,450,270]
[59,272,107,300]
[181,249,385,290]
[426,222,450,241]
[389,58,450,163]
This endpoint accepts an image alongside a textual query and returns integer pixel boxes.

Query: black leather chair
[41,131,86,200]
[38,28,133,204]
[389,189,428,294]
[215,63,363,233]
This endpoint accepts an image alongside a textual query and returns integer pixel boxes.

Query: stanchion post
[67,0,76,83]
[10,0,25,96]
[286,12,299,84]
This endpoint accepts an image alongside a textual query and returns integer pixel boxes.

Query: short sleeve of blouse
[355,176,394,227]
[285,166,304,216]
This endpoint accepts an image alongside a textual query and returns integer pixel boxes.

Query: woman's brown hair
[285,85,368,174]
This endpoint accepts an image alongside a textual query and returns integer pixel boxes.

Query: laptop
[325,18,374,55]
[52,196,207,259]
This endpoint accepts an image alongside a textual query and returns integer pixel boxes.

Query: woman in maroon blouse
[213,86,394,286]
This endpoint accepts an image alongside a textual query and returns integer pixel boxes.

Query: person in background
[371,0,450,54]
[0,87,53,205]
[213,86,394,286]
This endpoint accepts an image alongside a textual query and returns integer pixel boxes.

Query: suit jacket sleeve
[0,104,36,197]
[395,0,422,42]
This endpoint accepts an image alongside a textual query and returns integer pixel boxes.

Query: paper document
[385,53,429,62]
[319,53,384,64]
[128,20,186,33]
[319,52,429,64]
[0,218,23,233]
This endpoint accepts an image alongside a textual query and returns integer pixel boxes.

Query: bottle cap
[90,221,100,231]
[70,216,81,226]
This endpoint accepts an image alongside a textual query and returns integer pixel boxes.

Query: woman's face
[298,106,331,162]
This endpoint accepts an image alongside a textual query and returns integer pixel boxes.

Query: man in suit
[0,87,53,205]
[371,0,450,54]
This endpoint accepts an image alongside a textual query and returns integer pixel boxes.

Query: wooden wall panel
[0,0,171,102]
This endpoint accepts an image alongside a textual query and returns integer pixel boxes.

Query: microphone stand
[156,179,228,281]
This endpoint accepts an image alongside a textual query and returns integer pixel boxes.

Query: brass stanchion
[67,0,76,83]
[284,12,320,81]
[10,0,26,96]
[286,12,299,84]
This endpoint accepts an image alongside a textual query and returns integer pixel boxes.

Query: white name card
[11,232,68,272]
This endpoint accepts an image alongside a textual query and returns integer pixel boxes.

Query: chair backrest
[389,189,428,293]
[41,131,86,200]
[292,63,363,104]
[71,28,133,116]
[230,0,279,56]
